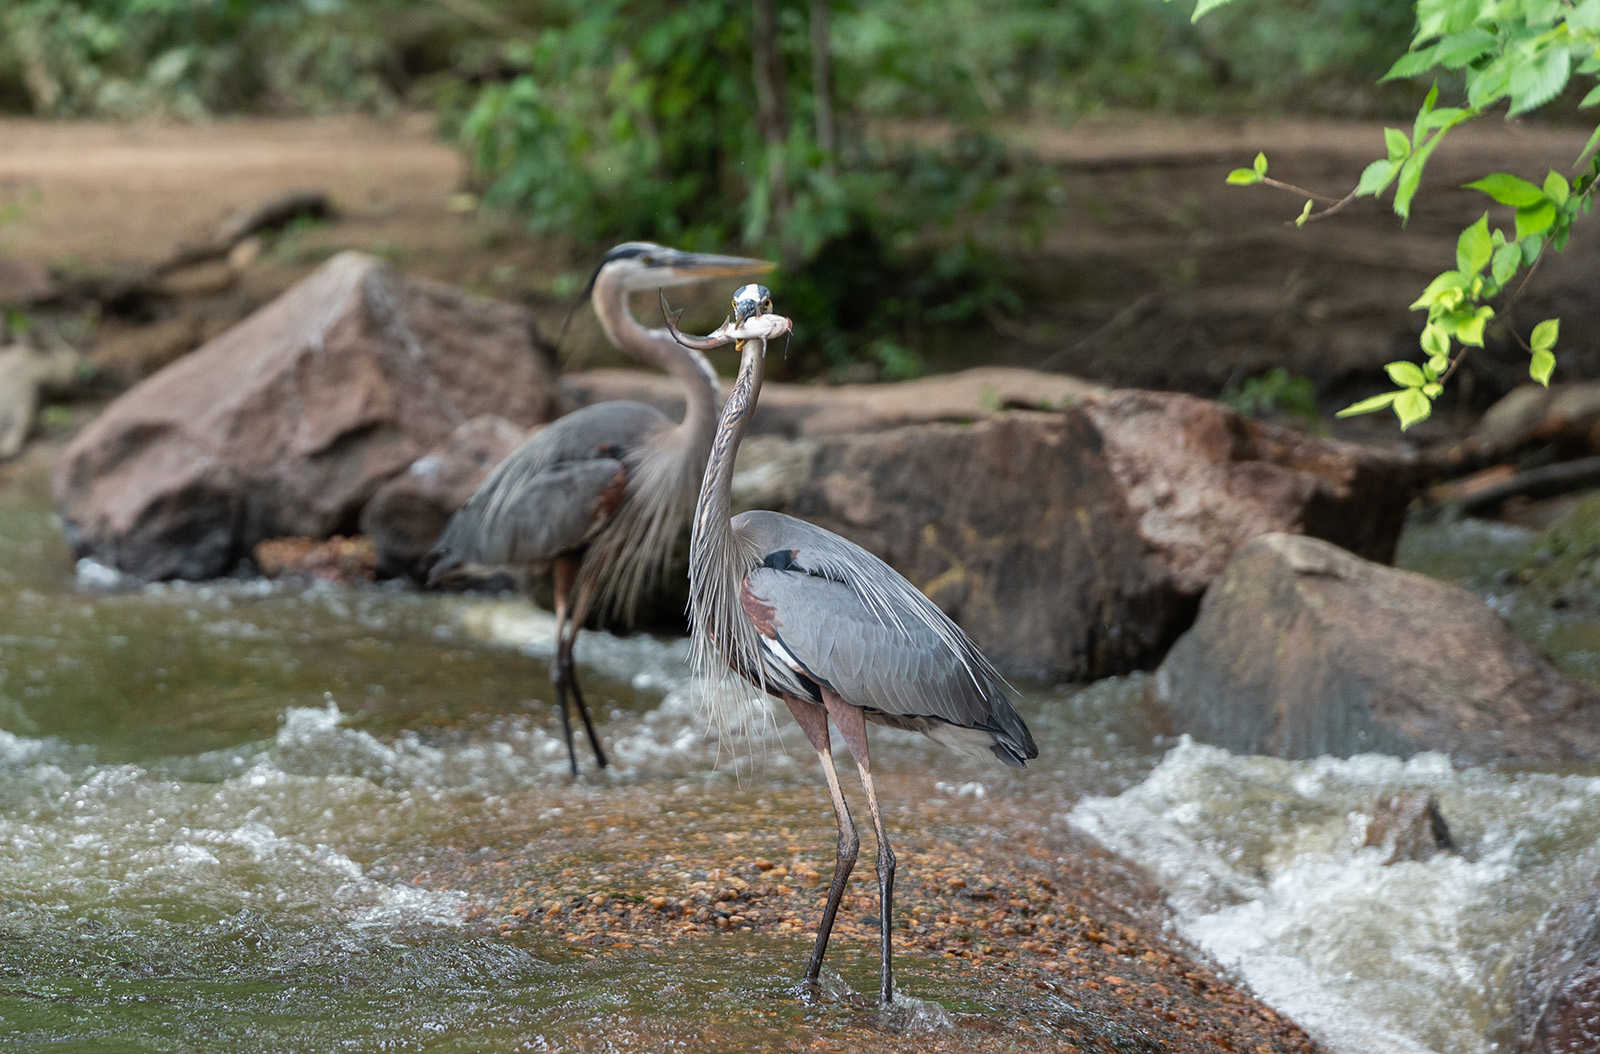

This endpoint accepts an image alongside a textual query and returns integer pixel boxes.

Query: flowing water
[3,501,1599,1052]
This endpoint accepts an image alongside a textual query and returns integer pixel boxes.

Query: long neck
[689,336,766,689]
[592,270,721,445]
[693,337,765,550]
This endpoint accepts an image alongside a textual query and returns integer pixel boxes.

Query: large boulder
[360,414,528,579]
[54,252,560,580]
[1152,532,1600,763]
[768,389,1412,679]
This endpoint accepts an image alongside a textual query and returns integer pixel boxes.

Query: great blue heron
[426,243,774,777]
[668,285,1038,1005]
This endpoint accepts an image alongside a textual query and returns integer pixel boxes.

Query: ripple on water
[1069,738,1600,1054]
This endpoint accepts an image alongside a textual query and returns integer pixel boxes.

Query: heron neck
[592,270,722,445]
[694,337,765,551]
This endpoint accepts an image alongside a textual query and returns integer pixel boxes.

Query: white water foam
[0,720,468,930]
[1068,738,1600,1054]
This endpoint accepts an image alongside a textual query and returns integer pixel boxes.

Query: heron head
[731,283,774,324]
[594,241,775,294]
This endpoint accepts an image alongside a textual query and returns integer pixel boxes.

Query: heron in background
[668,286,1037,1005]
[426,244,773,777]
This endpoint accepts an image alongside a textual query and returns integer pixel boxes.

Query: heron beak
[652,250,776,288]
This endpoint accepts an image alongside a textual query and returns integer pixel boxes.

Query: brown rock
[1513,882,1600,1054]
[562,365,1102,438]
[779,390,1413,679]
[53,252,560,580]
[254,535,378,583]
[360,414,528,579]
[1153,532,1600,763]
[1362,790,1456,865]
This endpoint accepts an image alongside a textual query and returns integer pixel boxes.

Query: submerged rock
[1153,532,1600,763]
[53,252,560,580]
[1362,790,1456,865]
[361,414,529,580]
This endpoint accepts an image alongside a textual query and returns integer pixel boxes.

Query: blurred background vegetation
[0,0,1422,376]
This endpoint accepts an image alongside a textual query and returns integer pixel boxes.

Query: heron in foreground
[668,286,1037,1005]
[426,243,773,777]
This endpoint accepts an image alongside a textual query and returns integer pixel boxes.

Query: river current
[2,504,1597,1051]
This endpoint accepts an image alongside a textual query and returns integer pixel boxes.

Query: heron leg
[823,688,895,1006]
[550,556,581,779]
[561,578,609,771]
[784,696,858,998]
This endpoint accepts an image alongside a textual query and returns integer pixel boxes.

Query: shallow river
[2,504,1598,1052]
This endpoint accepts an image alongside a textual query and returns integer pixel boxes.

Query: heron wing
[734,510,1036,764]
[428,402,666,574]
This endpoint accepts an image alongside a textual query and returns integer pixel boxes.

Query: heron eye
[762,299,771,311]
[639,254,654,265]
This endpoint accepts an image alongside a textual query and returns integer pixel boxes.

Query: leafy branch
[1193,0,1600,430]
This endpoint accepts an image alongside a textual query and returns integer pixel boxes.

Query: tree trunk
[809,0,838,173]
[751,0,790,222]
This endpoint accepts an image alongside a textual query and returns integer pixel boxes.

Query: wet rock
[53,252,560,580]
[253,535,378,583]
[1362,790,1456,865]
[1513,881,1600,1054]
[1154,532,1600,763]
[779,389,1413,679]
[360,414,528,580]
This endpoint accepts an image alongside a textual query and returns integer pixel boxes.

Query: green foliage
[0,0,444,117]
[1222,366,1318,422]
[1190,0,1600,430]
[458,0,1052,373]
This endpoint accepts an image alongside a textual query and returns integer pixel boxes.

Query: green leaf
[1582,84,1600,109]
[1395,389,1432,430]
[1421,324,1450,358]
[1386,361,1428,388]
[1531,318,1560,352]
[1531,350,1556,386]
[1544,170,1570,206]
[1423,383,1444,397]
[1509,46,1572,117]
[1456,214,1493,275]
[1190,0,1240,21]
[1428,355,1451,374]
[1384,127,1411,162]
[1383,47,1440,82]
[1516,200,1558,240]
[1356,158,1398,198]
[1295,199,1313,227]
[1410,271,1468,311]
[1433,29,1498,70]
[1226,168,1262,185]
[1455,305,1495,347]
[1572,0,1600,32]
[1253,151,1268,176]
[1465,173,1546,207]
[1523,232,1545,266]
[1491,242,1521,287]
[1395,154,1425,221]
[1578,124,1600,166]
[1335,390,1402,418]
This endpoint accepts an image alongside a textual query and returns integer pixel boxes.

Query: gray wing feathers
[428,401,667,575]
[734,510,1037,764]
